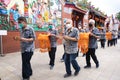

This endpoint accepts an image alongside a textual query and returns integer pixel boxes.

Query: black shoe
[64,74,71,78]
[96,64,99,68]
[60,59,64,62]
[23,77,30,80]
[84,65,91,69]
[74,67,80,76]
[74,71,79,76]
[50,65,54,70]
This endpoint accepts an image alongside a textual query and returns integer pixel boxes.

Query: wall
[2,31,62,54]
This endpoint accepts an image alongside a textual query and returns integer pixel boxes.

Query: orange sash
[78,33,90,54]
[38,34,51,53]
[106,32,112,40]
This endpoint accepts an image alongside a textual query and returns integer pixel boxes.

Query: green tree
[116,12,120,21]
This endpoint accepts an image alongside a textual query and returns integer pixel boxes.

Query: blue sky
[88,0,120,16]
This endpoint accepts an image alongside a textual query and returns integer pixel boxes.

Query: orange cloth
[38,34,51,53]
[106,32,112,40]
[78,33,90,54]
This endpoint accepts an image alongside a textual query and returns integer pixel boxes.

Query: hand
[13,36,20,41]
[89,32,94,36]
[57,35,62,39]
[89,32,100,39]
[63,35,70,40]
[96,36,100,39]
[50,34,56,36]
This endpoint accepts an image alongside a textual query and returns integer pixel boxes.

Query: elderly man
[63,19,80,78]
[84,19,100,68]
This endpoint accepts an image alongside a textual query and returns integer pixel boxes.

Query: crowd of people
[12,16,120,80]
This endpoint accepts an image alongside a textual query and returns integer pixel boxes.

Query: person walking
[60,22,67,62]
[48,22,59,70]
[99,28,106,48]
[84,19,100,69]
[111,30,116,46]
[14,17,36,80]
[63,19,80,78]
[78,23,87,57]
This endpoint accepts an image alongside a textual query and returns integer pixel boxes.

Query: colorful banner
[24,2,29,17]
[1,0,11,5]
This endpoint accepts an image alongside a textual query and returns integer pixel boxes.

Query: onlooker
[14,17,36,80]
[84,19,100,69]
[63,19,80,78]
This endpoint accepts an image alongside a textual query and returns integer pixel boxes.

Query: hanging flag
[59,0,65,5]
[2,0,11,5]
[23,0,29,17]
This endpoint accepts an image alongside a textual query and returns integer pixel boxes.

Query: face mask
[89,23,93,27]
[49,25,53,30]
[19,23,24,29]
[66,24,72,29]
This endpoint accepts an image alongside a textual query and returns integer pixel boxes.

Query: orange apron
[78,33,90,54]
[106,32,112,40]
[38,34,51,53]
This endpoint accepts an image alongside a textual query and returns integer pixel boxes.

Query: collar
[67,27,74,32]
[89,26,95,31]
[23,25,29,30]
[92,27,96,30]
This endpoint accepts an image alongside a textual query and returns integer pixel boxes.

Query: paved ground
[0,40,120,80]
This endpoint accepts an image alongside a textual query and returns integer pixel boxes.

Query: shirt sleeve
[29,28,36,40]
[93,28,101,36]
[74,28,79,40]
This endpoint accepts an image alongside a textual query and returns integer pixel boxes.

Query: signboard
[0,30,7,35]
[64,7,72,14]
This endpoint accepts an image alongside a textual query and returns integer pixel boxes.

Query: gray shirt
[48,29,59,47]
[100,30,106,39]
[64,27,79,54]
[86,27,100,49]
[20,26,36,53]
[112,30,117,39]
[79,29,87,33]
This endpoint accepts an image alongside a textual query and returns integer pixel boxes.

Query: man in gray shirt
[99,28,106,48]
[63,19,80,78]
[84,19,100,69]
[48,23,59,70]
[14,17,36,80]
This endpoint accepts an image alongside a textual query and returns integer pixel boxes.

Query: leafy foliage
[116,12,120,21]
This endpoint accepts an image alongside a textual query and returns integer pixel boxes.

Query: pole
[0,35,5,57]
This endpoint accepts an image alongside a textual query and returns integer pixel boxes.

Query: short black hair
[18,17,27,23]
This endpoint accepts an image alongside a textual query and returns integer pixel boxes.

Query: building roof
[89,8,107,19]
[64,2,87,14]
